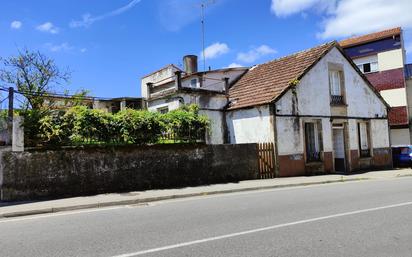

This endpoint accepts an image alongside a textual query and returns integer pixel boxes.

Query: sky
[1,0,412,98]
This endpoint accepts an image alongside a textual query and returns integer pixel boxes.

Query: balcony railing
[331,95,344,105]
[307,151,322,162]
[360,149,371,158]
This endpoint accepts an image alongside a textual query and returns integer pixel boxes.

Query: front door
[333,128,346,172]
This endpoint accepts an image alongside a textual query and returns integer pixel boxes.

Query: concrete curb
[0,177,370,219]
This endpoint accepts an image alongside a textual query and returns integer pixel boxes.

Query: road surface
[0,177,412,257]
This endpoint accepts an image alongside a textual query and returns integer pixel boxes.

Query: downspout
[222,77,230,144]
[270,103,280,177]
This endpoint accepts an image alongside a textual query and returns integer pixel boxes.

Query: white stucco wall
[372,119,391,148]
[378,49,404,71]
[390,128,411,146]
[200,110,224,144]
[273,46,390,155]
[380,88,408,107]
[141,65,180,98]
[226,105,274,144]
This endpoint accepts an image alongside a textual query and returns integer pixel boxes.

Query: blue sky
[1,0,412,98]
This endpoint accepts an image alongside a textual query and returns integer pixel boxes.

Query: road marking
[112,201,412,257]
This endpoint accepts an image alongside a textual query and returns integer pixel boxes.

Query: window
[305,121,323,162]
[358,122,370,157]
[329,70,344,105]
[190,78,197,88]
[357,62,378,73]
[157,106,169,114]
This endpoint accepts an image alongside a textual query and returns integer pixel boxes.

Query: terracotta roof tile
[339,27,401,48]
[228,41,336,110]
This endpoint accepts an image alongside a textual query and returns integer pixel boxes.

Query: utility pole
[8,87,13,122]
[8,87,14,145]
[199,0,215,72]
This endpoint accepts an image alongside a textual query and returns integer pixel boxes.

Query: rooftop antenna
[199,0,215,72]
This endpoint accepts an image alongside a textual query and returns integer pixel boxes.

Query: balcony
[330,95,344,105]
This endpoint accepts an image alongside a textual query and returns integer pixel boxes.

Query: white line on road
[112,201,412,257]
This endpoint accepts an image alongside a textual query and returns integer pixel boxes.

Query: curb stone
[0,177,370,219]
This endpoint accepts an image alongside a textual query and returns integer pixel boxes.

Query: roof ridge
[339,27,401,47]
[256,41,336,68]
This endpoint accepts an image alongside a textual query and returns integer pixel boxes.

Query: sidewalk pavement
[1,168,412,218]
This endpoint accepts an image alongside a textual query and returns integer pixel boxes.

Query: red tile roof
[339,27,401,48]
[228,41,336,110]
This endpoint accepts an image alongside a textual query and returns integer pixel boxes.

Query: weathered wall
[141,65,179,98]
[147,93,227,144]
[0,144,258,201]
[225,105,274,144]
[273,46,391,175]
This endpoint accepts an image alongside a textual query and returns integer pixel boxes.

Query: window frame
[157,106,169,114]
[357,121,371,158]
[304,121,323,163]
[328,63,346,106]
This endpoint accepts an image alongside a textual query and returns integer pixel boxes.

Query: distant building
[44,95,144,114]
[141,55,248,144]
[340,27,409,145]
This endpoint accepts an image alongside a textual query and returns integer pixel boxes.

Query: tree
[0,49,71,110]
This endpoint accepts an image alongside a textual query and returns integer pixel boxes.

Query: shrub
[21,104,209,147]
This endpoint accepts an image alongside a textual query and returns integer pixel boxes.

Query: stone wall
[0,144,258,201]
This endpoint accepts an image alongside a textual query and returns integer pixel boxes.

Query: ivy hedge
[20,104,209,147]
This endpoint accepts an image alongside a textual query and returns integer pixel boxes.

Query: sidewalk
[1,168,411,218]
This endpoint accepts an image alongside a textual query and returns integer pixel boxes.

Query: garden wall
[0,144,258,201]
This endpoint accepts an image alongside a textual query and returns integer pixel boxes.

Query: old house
[141,41,392,176]
[141,55,247,144]
[339,27,410,145]
[226,41,391,176]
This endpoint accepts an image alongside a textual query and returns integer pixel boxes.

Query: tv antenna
[199,0,215,71]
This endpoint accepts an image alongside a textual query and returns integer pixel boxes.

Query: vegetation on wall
[24,104,209,147]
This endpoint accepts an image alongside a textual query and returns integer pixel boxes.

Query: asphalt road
[1,177,412,257]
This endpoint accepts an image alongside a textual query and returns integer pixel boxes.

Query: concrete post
[175,71,182,90]
[146,83,153,99]
[12,116,24,152]
[120,99,127,111]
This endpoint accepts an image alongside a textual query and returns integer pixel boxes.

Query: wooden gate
[258,142,276,179]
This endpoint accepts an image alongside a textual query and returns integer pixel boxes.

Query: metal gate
[258,142,276,179]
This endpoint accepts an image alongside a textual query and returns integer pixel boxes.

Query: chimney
[183,55,198,74]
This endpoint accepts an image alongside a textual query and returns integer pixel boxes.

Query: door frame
[332,123,348,173]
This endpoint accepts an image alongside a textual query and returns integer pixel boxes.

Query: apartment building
[340,27,409,146]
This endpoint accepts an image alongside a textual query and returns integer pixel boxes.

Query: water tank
[183,55,198,74]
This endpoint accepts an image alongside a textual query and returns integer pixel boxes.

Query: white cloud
[80,48,87,53]
[271,0,336,17]
[36,22,59,34]
[319,0,412,39]
[271,0,412,40]
[10,21,22,29]
[201,42,229,60]
[70,0,142,28]
[45,42,73,52]
[237,45,277,63]
[227,63,243,68]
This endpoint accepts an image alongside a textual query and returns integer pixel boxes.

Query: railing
[360,149,371,158]
[330,95,344,105]
[306,151,322,162]
[159,130,206,143]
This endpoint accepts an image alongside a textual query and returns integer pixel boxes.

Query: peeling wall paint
[225,105,274,144]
